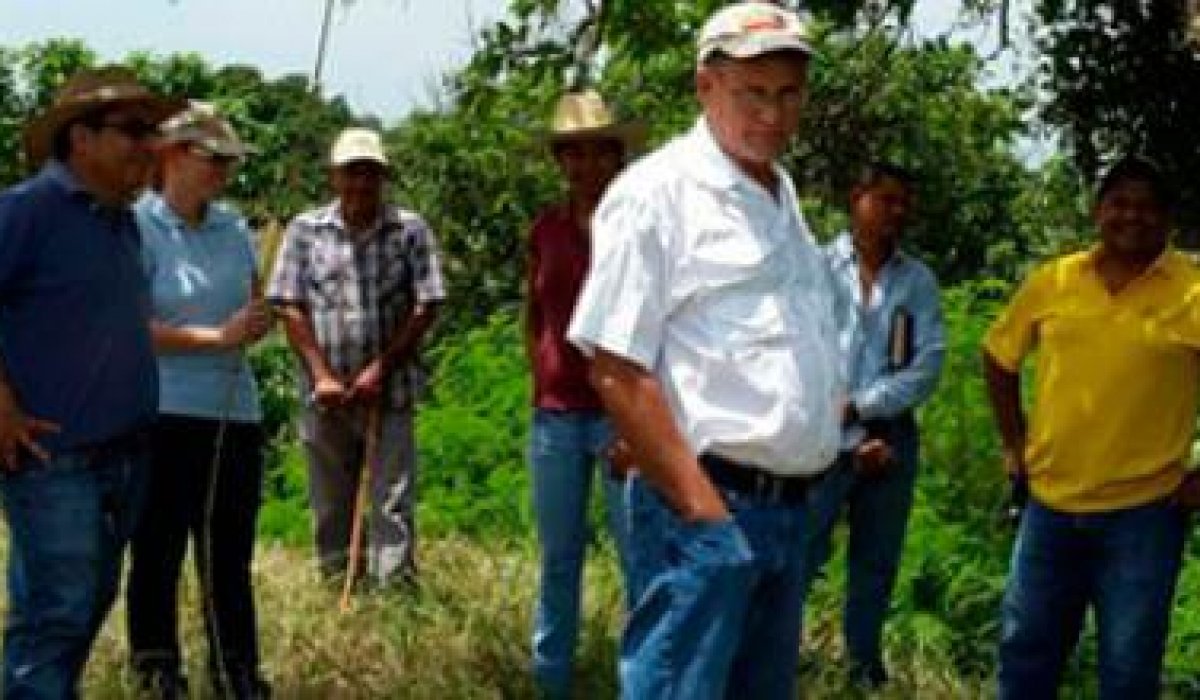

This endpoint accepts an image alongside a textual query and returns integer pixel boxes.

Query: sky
[0,1,1026,124]
[0,0,510,122]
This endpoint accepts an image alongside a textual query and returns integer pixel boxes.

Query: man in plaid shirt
[267,127,445,586]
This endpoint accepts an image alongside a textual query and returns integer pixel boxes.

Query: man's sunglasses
[94,119,160,140]
[186,144,239,166]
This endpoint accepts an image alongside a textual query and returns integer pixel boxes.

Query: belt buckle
[770,476,784,502]
[753,471,784,502]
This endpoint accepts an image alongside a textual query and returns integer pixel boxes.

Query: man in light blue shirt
[800,162,945,689]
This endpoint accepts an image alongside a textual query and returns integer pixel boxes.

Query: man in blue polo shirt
[0,66,179,698]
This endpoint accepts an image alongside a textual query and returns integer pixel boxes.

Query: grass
[0,533,999,699]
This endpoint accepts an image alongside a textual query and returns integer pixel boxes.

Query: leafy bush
[415,311,533,538]
[248,334,310,545]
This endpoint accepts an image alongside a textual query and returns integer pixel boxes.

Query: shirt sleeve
[236,217,259,279]
[404,214,447,304]
[526,212,548,314]
[984,264,1049,372]
[853,265,946,419]
[265,217,309,305]
[132,206,158,282]
[1160,263,1200,349]
[567,178,671,371]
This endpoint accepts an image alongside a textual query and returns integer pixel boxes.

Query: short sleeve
[265,217,309,305]
[567,178,671,370]
[984,265,1050,371]
[132,202,158,281]
[404,214,447,304]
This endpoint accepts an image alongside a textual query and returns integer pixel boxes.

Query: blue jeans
[800,420,918,680]
[998,496,1189,700]
[529,408,632,698]
[620,473,809,700]
[1,431,150,700]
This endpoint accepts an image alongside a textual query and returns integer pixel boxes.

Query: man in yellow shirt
[984,156,1200,699]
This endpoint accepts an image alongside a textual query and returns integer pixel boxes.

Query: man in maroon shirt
[525,90,644,698]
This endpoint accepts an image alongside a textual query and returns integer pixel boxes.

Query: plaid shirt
[266,201,446,409]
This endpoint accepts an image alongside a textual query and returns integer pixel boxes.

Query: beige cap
[160,101,254,158]
[547,90,646,153]
[330,127,388,167]
[697,2,814,64]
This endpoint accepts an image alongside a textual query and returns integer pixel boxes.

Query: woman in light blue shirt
[126,102,272,700]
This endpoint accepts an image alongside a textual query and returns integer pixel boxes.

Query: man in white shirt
[568,3,842,698]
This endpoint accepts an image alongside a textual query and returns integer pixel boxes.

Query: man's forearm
[589,349,726,521]
[276,305,337,382]
[0,359,19,415]
[378,302,440,371]
[983,352,1026,451]
[150,322,228,352]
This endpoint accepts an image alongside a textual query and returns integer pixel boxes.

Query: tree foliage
[384,0,1044,335]
[0,40,360,222]
[1032,0,1200,238]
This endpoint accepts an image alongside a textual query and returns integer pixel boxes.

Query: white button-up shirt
[568,118,842,476]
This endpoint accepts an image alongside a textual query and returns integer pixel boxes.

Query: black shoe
[134,662,189,700]
[847,658,888,690]
[213,664,271,700]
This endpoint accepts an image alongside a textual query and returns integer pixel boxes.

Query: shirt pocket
[307,247,352,309]
[689,230,792,346]
[375,236,413,306]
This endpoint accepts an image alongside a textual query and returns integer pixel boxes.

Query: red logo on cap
[742,15,787,32]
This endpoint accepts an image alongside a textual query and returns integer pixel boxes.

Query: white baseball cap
[329,127,388,167]
[697,2,814,64]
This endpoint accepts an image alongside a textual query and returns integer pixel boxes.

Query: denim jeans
[529,408,632,698]
[998,496,1189,700]
[620,473,809,700]
[800,419,918,681]
[0,431,149,700]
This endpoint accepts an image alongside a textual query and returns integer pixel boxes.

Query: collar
[1082,243,1176,281]
[146,192,199,231]
[829,231,906,270]
[143,191,236,233]
[317,200,399,236]
[44,160,139,221]
[43,159,89,197]
[679,117,789,201]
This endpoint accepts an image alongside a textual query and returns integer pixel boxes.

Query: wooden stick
[340,403,381,612]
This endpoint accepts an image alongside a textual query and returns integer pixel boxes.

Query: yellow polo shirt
[984,248,1200,513]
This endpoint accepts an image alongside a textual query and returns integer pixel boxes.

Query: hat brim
[161,133,257,159]
[330,153,390,168]
[23,93,185,168]
[698,35,815,63]
[545,121,648,155]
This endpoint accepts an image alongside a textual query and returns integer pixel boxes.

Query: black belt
[699,453,815,505]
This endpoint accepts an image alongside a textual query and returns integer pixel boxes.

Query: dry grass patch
[0,534,993,698]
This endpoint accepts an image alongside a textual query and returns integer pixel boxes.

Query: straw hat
[160,101,255,158]
[23,65,185,167]
[547,90,646,153]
